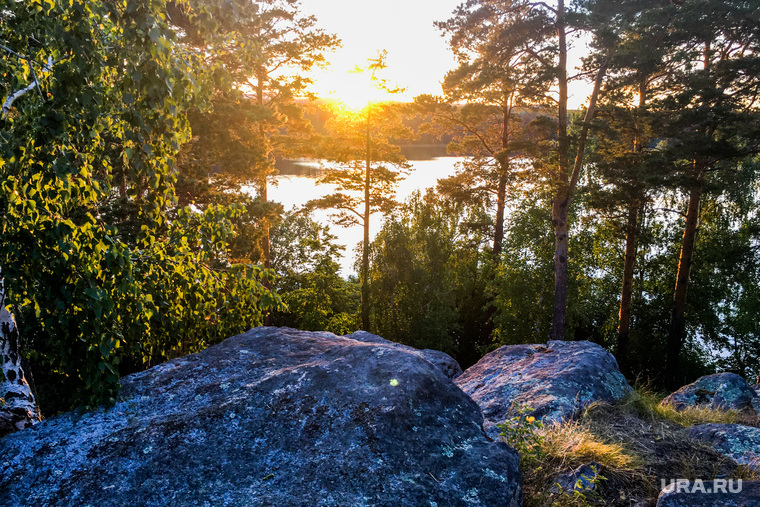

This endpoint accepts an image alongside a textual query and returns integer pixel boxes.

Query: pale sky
[301,0,591,108]
[301,0,462,104]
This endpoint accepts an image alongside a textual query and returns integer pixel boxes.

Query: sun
[313,68,398,111]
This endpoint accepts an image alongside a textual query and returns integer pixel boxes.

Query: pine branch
[568,62,608,198]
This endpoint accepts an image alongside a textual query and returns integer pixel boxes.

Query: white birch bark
[0,277,41,436]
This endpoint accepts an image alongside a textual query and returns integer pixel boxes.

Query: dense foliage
[0,0,285,411]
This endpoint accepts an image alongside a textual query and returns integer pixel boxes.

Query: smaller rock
[551,462,603,495]
[662,373,757,412]
[686,424,760,468]
[455,340,632,436]
[657,480,760,506]
[344,330,463,378]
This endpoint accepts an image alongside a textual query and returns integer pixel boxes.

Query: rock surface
[656,480,760,506]
[662,373,757,412]
[344,330,463,379]
[686,423,760,468]
[455,340,632,436]
[551,462,603,495]
[0,327,520,507]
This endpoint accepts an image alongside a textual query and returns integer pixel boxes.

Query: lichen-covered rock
[344,330,463,379]
[656,480,760,506]
[455,340,632,435]
[663,373,757,412]
[0,327,520,507]
[686,424,760,468]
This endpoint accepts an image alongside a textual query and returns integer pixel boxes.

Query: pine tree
[306,54,411,330]
[649,0,760,385]
[429,0,555,260]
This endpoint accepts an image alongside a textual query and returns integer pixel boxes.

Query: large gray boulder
[0,327,521,507]
[344,330,463,379]
[455,340,632,436]
[663,373,757,412]
[686,423,760,468]
[657,480,760,506]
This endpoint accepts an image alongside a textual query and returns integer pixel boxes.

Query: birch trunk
[1,279,41,436]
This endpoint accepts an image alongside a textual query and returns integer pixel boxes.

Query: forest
[1,0,759,423]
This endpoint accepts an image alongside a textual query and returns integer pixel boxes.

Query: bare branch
[29,65,45,102]
[656,207,687,217]
[528,1,558,14]
[0,44,25,60]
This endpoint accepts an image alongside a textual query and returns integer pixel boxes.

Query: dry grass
[655,403,740,426]
[618,387,743,427]
[521,417,644,506]
[539,421,641,470]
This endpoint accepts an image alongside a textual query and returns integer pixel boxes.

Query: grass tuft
[618,387,741,427]
[538,421,640,470]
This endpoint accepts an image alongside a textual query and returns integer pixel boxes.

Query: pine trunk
[257,73,271,272]
[1,281,41,437]
[260,178,271,271]
[361,106,372,330]
[551,199,570,341]
[493,163,509,259]
[666,174,704,387]
[551,0,570,341]
[493,102,512,259]
[617,79,647,371]
[550,35,607,341]
[616,202,638,372]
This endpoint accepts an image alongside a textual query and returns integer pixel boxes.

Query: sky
[301,0,462,104]
[300,0,591,108]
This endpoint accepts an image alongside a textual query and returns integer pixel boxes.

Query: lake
[267,146,464,275]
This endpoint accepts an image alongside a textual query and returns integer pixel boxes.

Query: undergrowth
[501,388,760,507]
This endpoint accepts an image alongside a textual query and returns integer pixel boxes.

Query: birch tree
[0,0,279,414]
[0,276,40,436]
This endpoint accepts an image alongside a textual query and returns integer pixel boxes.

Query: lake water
[268,147,463,275]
